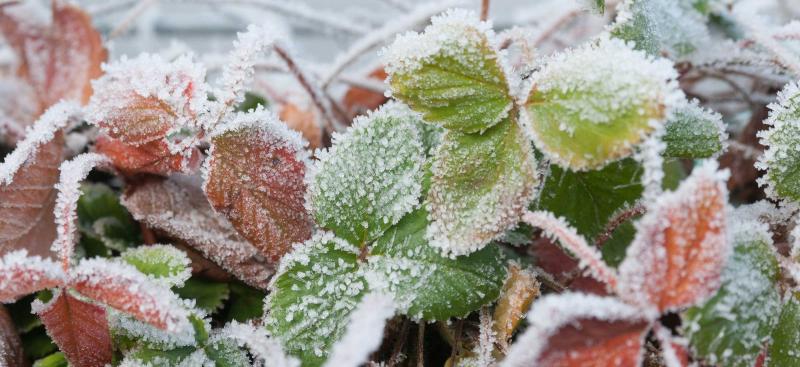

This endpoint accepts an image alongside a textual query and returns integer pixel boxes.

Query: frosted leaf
[655,327,690,367]
[0,101,79,185]
[308,102,425,245]
[122,177,274,289]
[523,36,682,170]
[33,290,113,367]
[265,232,367,367]
[204,338,251,367]
[120,346,213,367]
[212,321,299,367]
[0,1,106,107]
[580,0,605,14]
[756,81,800,201]
[609,0,711,60]
[121,244,192,288]
[324,292,395,367]
[52,153,110,269]
[108,310,196,350]
[204,106,313,262]
[94,134,202,176]
[768,293,800,366]
[0,250,66,302]
[427,118,537,257]
[501,293,650,367]
[382,9,513,133]
[0,305,25,367]
[522,210,619,290]
[684,218,780,367]
[87,53,208,145]
[662,100,727,159]
[0,77,38,145]
[617,160,729,313]
[0,107,73,259]
[70,257,191,332]
[365,209,506,320]
[492,264,540,352]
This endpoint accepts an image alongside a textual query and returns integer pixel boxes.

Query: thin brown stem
[594,204,646,248]
[387,318,410,367]
[450,319,464,365]
[480,0,490,21]
[416,322,426,367]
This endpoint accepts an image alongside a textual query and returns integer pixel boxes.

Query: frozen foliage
[524,36,683,170]
[109,309,197,350]
[610,0,711,59]
[52,153,110,269]
[0,77,38,145]
[0,250,66,302]
[213,321,299,367]
[757,81,800,201]
[663,99,728,158]
[121,244,192,287]
[70,258,191,333]
[0,101,80,185]
[324,292,396,367]
[383,9,513,133]
[427,120,538,257]
[307,102,425,245]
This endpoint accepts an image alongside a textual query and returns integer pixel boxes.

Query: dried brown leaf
[492,264,540,354]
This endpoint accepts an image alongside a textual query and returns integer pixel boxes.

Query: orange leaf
[617,161,729,312]
[35,290,112,367]
[95,134,201,176]
[0,250,66,302]
[279,102,322,149]
[0,131,63,258]
[0,305,26,367]
[0,1,106,109]
[342,68,388,119]
[205,109,313,262]
[70,258,189,331]
[122,177,274,289]
[492,264,540,353]
[503,293,650,367]
[655,327,690,367]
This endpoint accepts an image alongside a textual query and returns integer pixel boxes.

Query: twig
[480,0,489,21]
[109,0,159,39]
[450,319,464,365]
[416,322,425,367]
[387,318,410,367]
[594,204,646,248]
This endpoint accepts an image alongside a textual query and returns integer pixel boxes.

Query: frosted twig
[594,204,646,248]
[480,0,490,21]
[108,0,158,39]
[86,0,138,16]
[0,101,81,186]
[52,153,111,270]
[320,1,458,89]
[522,210,619,290]
[476,306,496,366]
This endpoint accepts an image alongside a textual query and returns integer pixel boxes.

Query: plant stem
[480,0,490,21]
[594,204,646,248]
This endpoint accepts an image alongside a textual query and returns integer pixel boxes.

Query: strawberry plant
[1,0,800,366]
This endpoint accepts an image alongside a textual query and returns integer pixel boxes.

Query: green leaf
[33,352,67,367]
[583,0,605,13]
[525,37,679,170]
[21,327,57,360]
[757,82,800,201]
[7,294,42,333]
[77,183,140,252]
[265,233,368,366]
[366,209,506,320]
[427,118,537,256]
[308,102,425,245]
[123,346,198,366]
[121,244,191,287]
[235,91,268,112]
[610,0,710,58]
[663,102,726,158]
[205,339,250,367]
[175,278,230,314]
[383,9,513,133]
[769,293,800,366]
[684,223,780,367]
[224,282,265,323]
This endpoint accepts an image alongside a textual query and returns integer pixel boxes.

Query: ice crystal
[323,292,396,367]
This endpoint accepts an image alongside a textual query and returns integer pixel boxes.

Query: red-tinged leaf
[503,293,650,367]
[617,161,729,312]
[205,108,313,262]
[95,134,201,176]
[655,327,690,367]
[342,68,388,119]
[0,131,64,258]
[0,250,66,302]
[0,305,26,367]
[0,77,38,145]
[279,102,322,149]
[34,290,112,367]
[69,258,189,332]
[0,1,106,108]
[122,177,274,289]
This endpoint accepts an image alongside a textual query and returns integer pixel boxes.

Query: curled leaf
[0,250,66,303]
[205,107,313,262]
[617,160,729,312]
[492,264,540,353]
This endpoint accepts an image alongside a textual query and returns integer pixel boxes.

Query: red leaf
[0,1,106,109]
[95,134,201,176]
[35,290,112,367]
[503,293,650,367]
[0,250,66,302]
[0,305,27,367]
[655,327,690,367]
[279,102,322,149]
[342,68,388,119]
[205,109,313,262]
[617,161,729,312]
[0,131,63,258]
[70,258,189,331]
[122,177,274,289]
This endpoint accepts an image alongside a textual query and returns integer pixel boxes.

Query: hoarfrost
[324,292,396,367]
